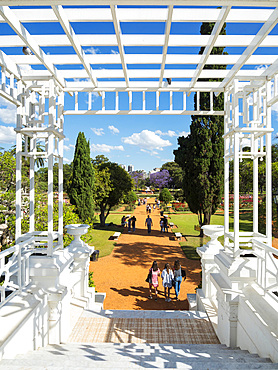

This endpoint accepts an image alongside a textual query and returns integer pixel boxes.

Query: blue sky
[1,6,278,171]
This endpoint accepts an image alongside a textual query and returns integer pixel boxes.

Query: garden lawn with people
[82,214,123,258]
[169,211,253,260]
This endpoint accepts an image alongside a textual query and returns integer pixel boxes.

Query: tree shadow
[110,286,189,310]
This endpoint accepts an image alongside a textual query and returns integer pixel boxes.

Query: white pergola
[0,1,278,289]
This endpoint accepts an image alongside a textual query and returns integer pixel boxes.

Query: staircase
[0,309,276,369]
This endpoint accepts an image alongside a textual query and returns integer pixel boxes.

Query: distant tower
[128,165,134,173]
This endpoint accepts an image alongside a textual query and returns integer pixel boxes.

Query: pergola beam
[110,5,129,88]
[159,5,173,88]
[0,1,277,7]
[0,5,65,87]
[219,7,278,89]
[52,5,98,88]
[189,6,231,90]
[0,7,276,24]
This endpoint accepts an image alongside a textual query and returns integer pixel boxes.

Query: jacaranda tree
[150,169,171,189]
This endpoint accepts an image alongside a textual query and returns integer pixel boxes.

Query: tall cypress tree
[69,132,94,222]
[174,22,226,236]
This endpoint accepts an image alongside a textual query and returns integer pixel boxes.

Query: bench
[112,232,121,240]
[169,222,175,228]
[175,232,182,240]
[194,225,200,231]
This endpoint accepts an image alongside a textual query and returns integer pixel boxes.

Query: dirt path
[90,199,201,310]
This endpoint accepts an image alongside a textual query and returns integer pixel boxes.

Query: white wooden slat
[2,34,277,48]
[219,7,278,88]
[11,53,278,66]
[111,5,129,87]
[159,5,173,87]
[0,6,65,87]
[0,7,274,24]
[52,5,98,87]
[189,6,231,89]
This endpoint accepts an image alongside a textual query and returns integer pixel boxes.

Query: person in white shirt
[161,263,174,302]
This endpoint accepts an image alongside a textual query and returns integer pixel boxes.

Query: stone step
[0,343,276,369]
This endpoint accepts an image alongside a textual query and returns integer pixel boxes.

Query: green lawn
[82,214,123,258]
[168,211,253,260]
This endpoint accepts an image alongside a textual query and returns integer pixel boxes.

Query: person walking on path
[148,261,160,301]
[163,216,169,233]
[131,216,137,232]
[160,218,164,233]
[173,259,183,300]
[161,263,174,302]
[145,215,153,234]
[128,217,132,232]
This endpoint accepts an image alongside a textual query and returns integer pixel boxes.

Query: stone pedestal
[197,225,224,297]
[65,224,95,309]
[28,248,73,344]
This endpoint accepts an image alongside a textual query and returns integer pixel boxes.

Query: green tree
[161,161,183,189]
[68,132,95,222]
[91,154,109,166]
[94,162,133,226]
[174,21,226,236]
[159,188,173,205]
[63,162,73,194]
[123,190,137,205]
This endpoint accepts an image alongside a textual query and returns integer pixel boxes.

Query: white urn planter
[65,224,90,253]
[201,225,224,253]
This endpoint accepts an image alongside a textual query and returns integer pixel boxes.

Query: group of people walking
[121,215,137,232]
[147,260,186,302]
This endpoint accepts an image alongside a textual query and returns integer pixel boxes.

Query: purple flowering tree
[131,171,145,190]
[150,170,171,189]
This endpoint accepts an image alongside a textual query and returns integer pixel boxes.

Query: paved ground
[69,310,219,344]
[90,199,201,310]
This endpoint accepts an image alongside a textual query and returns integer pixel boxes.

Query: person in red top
[148,261,160,301]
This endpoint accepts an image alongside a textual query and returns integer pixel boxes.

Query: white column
[233,80,240,256]
[47,79,55,255]
[224,90,230,248]
[266,81,272,245]
[15,81,23,243]
[58,91,64,247]
[29,136,35,233]
[253,91,259,234]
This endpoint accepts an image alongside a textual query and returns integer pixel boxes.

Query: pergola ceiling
[0,1,278,93]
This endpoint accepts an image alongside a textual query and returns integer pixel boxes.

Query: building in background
[128,165,134,173]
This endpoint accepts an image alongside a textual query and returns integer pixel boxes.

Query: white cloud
[108,125,119,134]
[91,127,104,136]
[178,131,189,137]
[91,143,124,153]
[0,125,16,144]
[84,47,100,55]
[155,129,188,138]
[0,97,16,124]
[122,130,171,153]
[63,158,71,163]
[155,129,177,137]
[64,145,71,151]
[64,137,70,141]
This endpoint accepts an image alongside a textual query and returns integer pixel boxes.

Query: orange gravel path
[90,199,201,310]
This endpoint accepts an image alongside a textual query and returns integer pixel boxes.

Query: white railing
[0,232,63,308]
[252,238,278,300]
[0,237,34,308]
